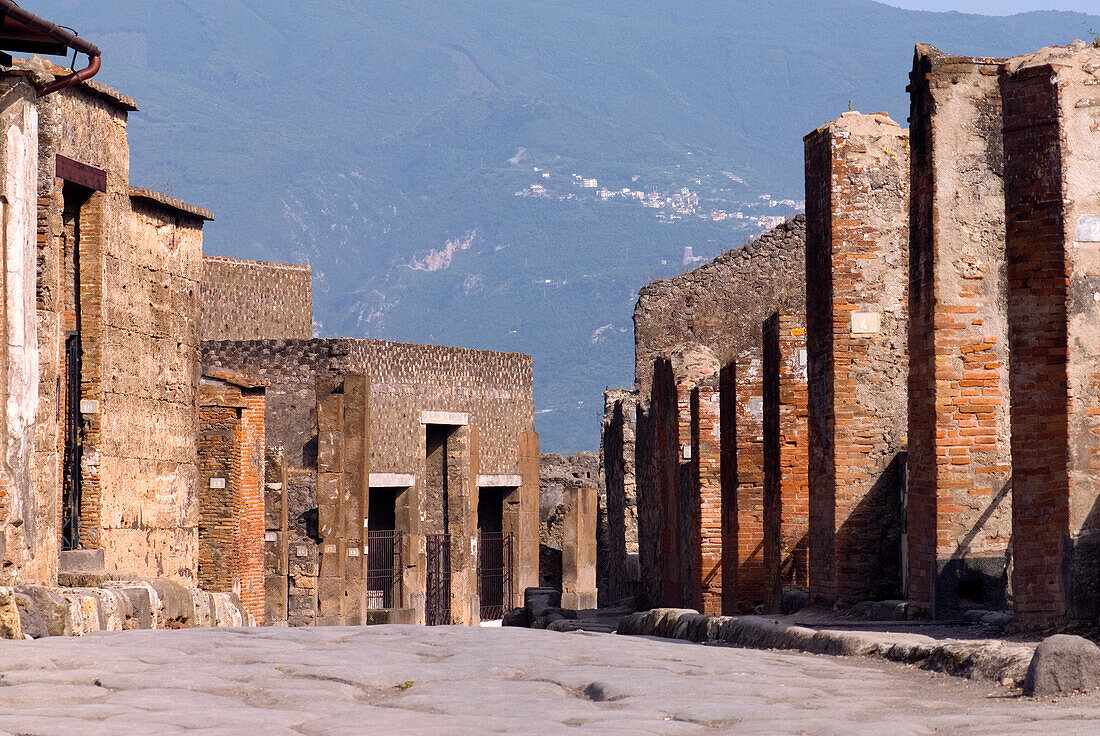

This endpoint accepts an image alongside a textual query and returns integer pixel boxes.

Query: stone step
[58,549,104,574]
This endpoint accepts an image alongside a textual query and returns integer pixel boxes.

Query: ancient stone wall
[635,358,679,609]
[202,338,537,625]
[599,390,639,602]
[31,78,208,585]
[1002,42,1100,626]
[763,311,809,612]
[0,75,41,585]
[201,256,313,341]
[804,112,909,607]
[538,452,598,592]
[728,355,765,613]
[633,217,805,399]
[907,46,1012,618]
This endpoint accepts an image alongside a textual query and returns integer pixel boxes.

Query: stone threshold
[617,608,1034,688]
[0,580,255,639]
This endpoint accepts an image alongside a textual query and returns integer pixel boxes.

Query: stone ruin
[602,39,1100,630]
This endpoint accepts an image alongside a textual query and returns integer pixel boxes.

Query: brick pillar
[763,311,809,613]
[446,425,477,625]
[690,376,722,614]
[600,389,639,601]
[340,374,370,625]
[1002,43,1100,626]
[907,46,1011,618]
[723,354,765,613]
[517,431,541,606]
[805,112,910,607]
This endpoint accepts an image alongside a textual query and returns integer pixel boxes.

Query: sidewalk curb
[617,608,1035,684]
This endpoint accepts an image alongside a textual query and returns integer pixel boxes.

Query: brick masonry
[763,311,809,612]
[1002,41,1100,627]
[690,375,722,615]
[805,112,909,607]
[907,45,1012,618]
[201,256,313,341]
[197,375,266,625]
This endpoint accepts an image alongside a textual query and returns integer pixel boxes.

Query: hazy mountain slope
[32,0,1100,451]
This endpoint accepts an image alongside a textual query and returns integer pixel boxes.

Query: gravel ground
[0,625,1098,735]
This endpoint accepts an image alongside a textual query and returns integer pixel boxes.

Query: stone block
[1023,635,1100,697]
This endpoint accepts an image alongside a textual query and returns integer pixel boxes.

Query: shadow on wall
[834,452,907,603]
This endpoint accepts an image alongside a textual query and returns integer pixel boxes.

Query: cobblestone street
[1,625,1099,735]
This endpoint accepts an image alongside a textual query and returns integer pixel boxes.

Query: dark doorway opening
[60,183,91,552]
[478,488,513,620]
[366,487,403,609]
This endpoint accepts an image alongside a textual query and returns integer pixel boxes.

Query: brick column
[690,376,722,614]
[315,375,345,623]
[805,112,910,607]
[636,358,679,609]
[723,354,765,613]
[1002,43,1100,626]
[907,46,1011,618]
[763,311,809,613]
[561,484,597,610]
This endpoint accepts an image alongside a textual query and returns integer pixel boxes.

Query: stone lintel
[420,410,469,426]
[476,474,523,488]
[368,473,416,488]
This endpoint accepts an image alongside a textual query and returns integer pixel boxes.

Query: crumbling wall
[201,256,313,341]
[804,112,909,607]
[1002,41,1100,626]
[538,452,598,592]
[908,45,1012,618]
[633,217,806,399]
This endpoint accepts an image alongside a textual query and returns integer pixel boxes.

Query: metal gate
[61,334,83,551]
[426,533,451,625]
[478,532,513,620]
[366,530,403,609]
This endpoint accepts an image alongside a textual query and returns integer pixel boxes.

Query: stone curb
[618,608,1035,685]
[0,583,255,639]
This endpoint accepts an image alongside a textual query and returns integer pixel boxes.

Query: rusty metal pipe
[0,0,99,57]
[38,53,100,97]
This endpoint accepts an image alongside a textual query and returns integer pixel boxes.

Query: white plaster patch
[420,410,468,426]
[476,474,523,487]
[851,312,881,335]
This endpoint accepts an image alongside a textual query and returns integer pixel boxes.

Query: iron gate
[426,533,451,625]
[61,334,83,551]
[366,530,403,609]
[478,532,513,620]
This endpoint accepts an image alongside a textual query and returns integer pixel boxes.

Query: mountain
[30,0,1100,452]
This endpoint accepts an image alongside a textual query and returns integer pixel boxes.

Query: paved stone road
[1,625,1099,735]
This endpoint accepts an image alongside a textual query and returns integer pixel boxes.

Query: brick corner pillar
[1003,43,1100,627]
[805,111,910,608]
[690,374,722,615]
[907,45,1012,619]
[517,430,541,606]
[720,353,765,613]
[763,311,810,613]
[561,483,597,610]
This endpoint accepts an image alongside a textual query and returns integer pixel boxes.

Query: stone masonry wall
[805,112,909,607]
[908,45,1012,618]
[633,216,805,400]
[763,311,809,612]
[201,256,313,341]
[1002,42,1100,626]
[202,338,536,624]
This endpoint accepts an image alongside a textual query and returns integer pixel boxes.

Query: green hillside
[30,0,1100,451]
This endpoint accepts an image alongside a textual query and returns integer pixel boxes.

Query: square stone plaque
[1077,216,1100,242]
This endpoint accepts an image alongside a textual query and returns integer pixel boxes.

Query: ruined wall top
[633,215,805,399]
[201,256,314,341]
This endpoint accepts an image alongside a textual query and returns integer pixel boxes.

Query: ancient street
[0,625,1098,735]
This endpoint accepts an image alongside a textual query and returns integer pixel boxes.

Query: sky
[882,0,1097,13]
